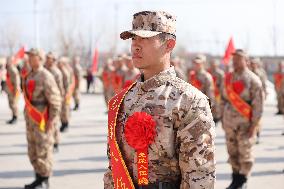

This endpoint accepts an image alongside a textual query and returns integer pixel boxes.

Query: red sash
[23,79,48,132]
[112,73,123,94]
[66,75,76,105]
[274,73,283,91]
[225,73,252,120]
[6,73,19,97]
[102,71,110,89]
[189,71,202,90]
[20,67,29,79]
[108,82,136,189]
[208,71,221,102]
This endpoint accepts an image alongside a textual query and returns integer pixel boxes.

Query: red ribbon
[125,112,156,186]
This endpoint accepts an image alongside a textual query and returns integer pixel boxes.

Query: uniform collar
[136,66,176,91]
[31,65,43,73]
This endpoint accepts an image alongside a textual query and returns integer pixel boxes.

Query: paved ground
[0,91,283,189]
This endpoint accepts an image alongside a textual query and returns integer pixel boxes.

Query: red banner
[92,48,99,74]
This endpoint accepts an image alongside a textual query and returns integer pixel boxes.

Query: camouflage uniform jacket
[174,67,187,81]
[46,65,64,97]
[25,66,61,122]
[192,69,215,107]
[209,68,224,96]
[105,67,216,188]
[221,68,264,127]
[59,66,72,96]
[6,65,20,95]
[252,68,267,97]
[73,63,82,89]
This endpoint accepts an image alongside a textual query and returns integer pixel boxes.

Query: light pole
[33,0,40,48]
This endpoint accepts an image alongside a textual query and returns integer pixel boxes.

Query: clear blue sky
[0,0,283,56]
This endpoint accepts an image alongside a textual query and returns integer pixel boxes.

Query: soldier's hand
[248,125,257,138]
[46,120,54,133]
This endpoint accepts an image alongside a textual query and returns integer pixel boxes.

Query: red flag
[222,37,235,65]
[15,47,25,59]
[13,46,25,65]
[92,48,99,74]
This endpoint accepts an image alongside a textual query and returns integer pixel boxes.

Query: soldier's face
[29,55,41,68]
[233,55,247,71]
[131,35,165,70]
[193,62,202,71]
[126,59,134,69]
[45,57,54,67]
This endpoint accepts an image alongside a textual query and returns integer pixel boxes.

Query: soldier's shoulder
[41,68,57,80]
[247,70,262,86]
[169,76,208,101]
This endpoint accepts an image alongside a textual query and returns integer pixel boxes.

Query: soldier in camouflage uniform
[72,56,83,111]
[189,54,215,112]
[100,58,115,109]
[5,56,21,124]
[45,52,64,152]
[249,57,267,144]
[123,55,140,88]
[104,11,216,189]
[208,59,225,124]
[58,57,73,132]
[221,49,264,189]
[274,61,284,115]
[171,57,187,81]
[24,48,61,189]
[111,56,127,94]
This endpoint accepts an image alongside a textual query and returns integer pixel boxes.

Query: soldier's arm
[177,96,216,189]
[43,74,62,124]
[11,69,20,94]
[103,142,114,189]
[251,78,264,127]
[206,76,215,108]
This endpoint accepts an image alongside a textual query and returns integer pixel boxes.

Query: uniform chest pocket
[152,115,176,158]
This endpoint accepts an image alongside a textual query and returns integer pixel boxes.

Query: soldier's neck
[142,63,170,81]
[32,65,41,72]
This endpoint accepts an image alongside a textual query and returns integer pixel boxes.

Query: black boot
[226,173,239,189]
[73,103,79,111]
[6,115,17,124]
[25,174,49,189]
[256,132,260,144]
[236,174,247,189]
[53,143,59,153]
[275,110,283,115]
[60,122,69,133]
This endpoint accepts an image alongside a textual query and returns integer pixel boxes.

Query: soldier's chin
[133,59,144,69]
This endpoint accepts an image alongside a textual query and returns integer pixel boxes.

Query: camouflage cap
[46,52,57,60]
[210,58,220,65]
[120,11,176,40]
[193,54,207,64]
[232,49,248,58]
[25,48,45,60]
[250,57,261,64]
[59,56,69,64]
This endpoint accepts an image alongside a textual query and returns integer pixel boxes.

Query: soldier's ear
[166,39,176,52]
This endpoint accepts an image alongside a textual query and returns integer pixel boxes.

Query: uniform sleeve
[43,74,62,122]
[205,75,215,108]
[104,142,114,189]
[57,72,65,96]
[11,68,20,94]
[177,97,216,189]
[251,77,264,127]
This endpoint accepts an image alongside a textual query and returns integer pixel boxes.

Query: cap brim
[120,30,162,40]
